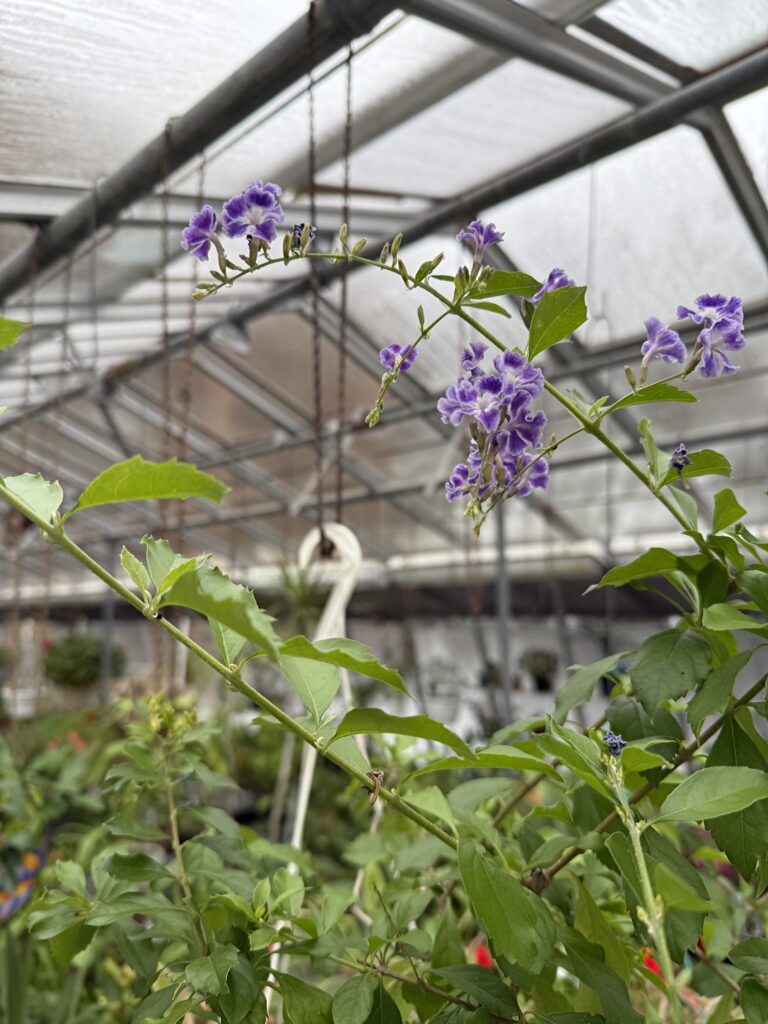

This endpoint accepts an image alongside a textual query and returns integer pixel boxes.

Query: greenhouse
[1,0,768,1021]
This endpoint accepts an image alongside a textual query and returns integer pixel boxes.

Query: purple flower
[180,204,223,262]
[496,392,547,454]
[492,351,544,401]
[437,375,504,432]
[445,462,473,501]
[677,294,743,328]
[291,223,317,250]
[456,219,504,258]
[222,181,285,242]
[460,341,487,377]
[456,219,504,277]
[677,293,746,379]
[641,317,686,366]
[531,268,575,304]
[379,343,417,372]
[669,442,692,475]
[500,449,549,498]
[603,731,627,757]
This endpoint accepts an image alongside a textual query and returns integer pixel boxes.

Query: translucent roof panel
[317,57,632,198]
[598,0,768,72]
[726,86,768,206]
[0,1,308,181]
[483,125,768,343]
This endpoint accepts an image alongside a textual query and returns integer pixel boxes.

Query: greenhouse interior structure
[1,1,768,1021]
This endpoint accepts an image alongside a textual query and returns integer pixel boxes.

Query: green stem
[161,755,207,954]
[0,480,458,854]
[610,759,684,1024]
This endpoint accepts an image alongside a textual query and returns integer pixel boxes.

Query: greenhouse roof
[0,0,767,605]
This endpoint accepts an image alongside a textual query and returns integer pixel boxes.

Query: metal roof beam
[0,0,399,305]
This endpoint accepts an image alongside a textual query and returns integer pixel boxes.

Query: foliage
[43,632,126,689]
[0,211,765,1024]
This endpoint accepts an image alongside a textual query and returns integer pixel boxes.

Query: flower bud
[624,365,637,391]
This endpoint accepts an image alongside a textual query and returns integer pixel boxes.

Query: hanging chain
[307,1,329,550]
[335,44,353,526]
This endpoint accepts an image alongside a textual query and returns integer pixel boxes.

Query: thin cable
[335,44,353,525]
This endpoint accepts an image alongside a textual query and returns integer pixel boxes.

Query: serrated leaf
[653,766,768,823]
[160,564,279,658]
[554,651,630,723]
[2,472,63,524]
[0,317,31,349]
[629,629,711,714]
[208,617,246,665]
[278,654,340,725]
[527,285,587,359]
[330,709,473,759]
[608,381,696,412]
[105,813,166,841]
[458,840,555,973]
[63,455,228,520]
[279,636,408,694]
[713,488,747,533]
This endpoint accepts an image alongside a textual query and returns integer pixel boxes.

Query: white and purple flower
[531,268,575,304]
[222,180,285,242]
[180,204,224,262]
[379,342,418,372]
[639,317,686,383]
[456,219,504,277]
[677,293,746,379]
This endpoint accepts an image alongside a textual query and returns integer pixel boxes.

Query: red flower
[642,950,663,977]
[474,944,493,969]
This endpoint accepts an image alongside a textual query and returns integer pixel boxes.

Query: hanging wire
[334,44,353,526]
[160,119,176,467]
[307,0,329,552]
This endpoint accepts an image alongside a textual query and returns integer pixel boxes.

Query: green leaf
[688,649,755,735]
[573,880,630,983]
[0,317,31,349]
[363,982,402,1024]
[638,419,668,485]
[653,862,711,911]
[737,570,768,615]
[63,455,229,520]
[728,938,768,974]
[471,270,541,299]
[209,618,246,665]
[629,629,711,714]
[463,300,512,318]
[331,709,474,759]
[432,905,466,969]
[660,449,732,488]
[403,750,560,785]
[705,715,768,880]
[54,859,87,897]
[160,564,279,658]
[560,928,643,1024]
[527,286,587,360]
[405,785,459,834]
[278,655,340,725]
[186,804,241,838]
[713,488,747,533]
[620,745,667,772]
[533,1016,605,1024]
[279,636,408,695]
[431,966,518,1017]
[697,560,730,607]
[50,923,92,970]
[133,986,179,1024]
[121,546,151,596]
[458,840,555,973]
[332,976,374,1024]
[108,853,174,883]
[105,813,166,841]
[216,954,268,1024]
[608,381,696,412]
[653,766,768,823]
[277,973,333,1024]
[741,977,768,1024]
[670,485,699,529]
[702,603,765,631]
[590,549,680,590]
[2,472,63,525]
[554,652,630,723]
[186,944,239,996]
[87,891,182,926]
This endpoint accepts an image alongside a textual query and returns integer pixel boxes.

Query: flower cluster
[438,343,549,515]
[181,181,285,262]
[603,731,627,757]
[639,293,746,381]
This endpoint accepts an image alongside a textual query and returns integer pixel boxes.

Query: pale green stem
[0,479,458,853]
[610,759,684,1024]
[161,754,207,953]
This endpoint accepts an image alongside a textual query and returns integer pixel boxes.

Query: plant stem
[0,480,458,854]
[610,758,684,1024]
[161,754,207,954]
